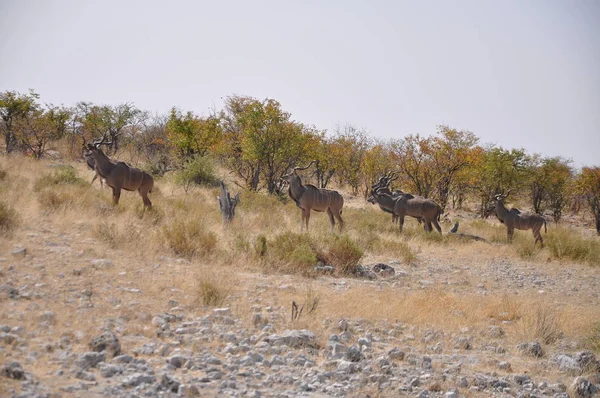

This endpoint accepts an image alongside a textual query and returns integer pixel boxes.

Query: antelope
[369,189,442,233]
[493,190,547,247]
[83,135,154,209]
[84,154,106,188]
[281,160,344,232]
[368,171,423,225]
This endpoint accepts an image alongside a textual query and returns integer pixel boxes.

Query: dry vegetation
[1,154,600,395]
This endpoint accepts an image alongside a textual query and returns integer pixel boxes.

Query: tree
[576,167,600,235]
[361,141,394,196]
[218,95,316,193]
[429,126,479,211]
[472,146,530,217]
[528,156,573,222]
[74,102,143,151]
[166,107,222,159]
[330,124,370,196]
[14,105,71,159]
[390,134,436,198]
[0,90,39,153]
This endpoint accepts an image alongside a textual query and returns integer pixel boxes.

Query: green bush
[0,201,19,235]
[175,156,218,192]
[34,165,86,192]
[270,232,317,274]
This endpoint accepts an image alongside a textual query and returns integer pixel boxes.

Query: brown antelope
[369,189,442,233]
[493,190,547,247]
[281,160,344,232]
[84,154,106,188]
[83,135,154,209]
[368,171,424,225]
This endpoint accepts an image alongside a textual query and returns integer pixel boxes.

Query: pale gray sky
[1,0,599,167]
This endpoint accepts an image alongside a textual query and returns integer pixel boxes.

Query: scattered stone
[75,352,106,370]
[1,361,25,380]
[11,246,26,257]
[0,284,18,300]
[264,330,317,348]
[89,331,121,358]
[517,341,544,358]
[388,348,405,361]
[91,259,114,269]
[314,265,335,274]
[122,373,156,387]
[372,263,395,277]
[488,326,505,338]
[569,377,598,397]
[345,345,364,362]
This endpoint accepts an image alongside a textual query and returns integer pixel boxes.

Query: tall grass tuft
[196,273,229,307]
[162,220,217,258]
[545,227,600,267]
[515,302,563,345]
[0,201,19,235]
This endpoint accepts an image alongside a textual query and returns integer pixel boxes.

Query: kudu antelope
[369,189,442,233]
[281,160,344,232]
[83,136,154,209]
[367,171,423,225]
[493,190,547,247]
[84,154,106,188]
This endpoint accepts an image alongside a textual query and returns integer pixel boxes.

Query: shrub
[545,228,600,266]
[319,234,364,275]
[162,220,217,258]
[34,165,86,192]
[175,156,218,192]
[0,201,19,235]
[270,232,317,274]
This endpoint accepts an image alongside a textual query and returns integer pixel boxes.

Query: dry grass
[2,154,600,384]
[196,271,230,307]
[515,302,564,344]
[0,201,19,235]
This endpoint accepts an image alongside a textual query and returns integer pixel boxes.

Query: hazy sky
[1,0,599,167]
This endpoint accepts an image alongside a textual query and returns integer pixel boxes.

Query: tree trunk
[218,181,240,225]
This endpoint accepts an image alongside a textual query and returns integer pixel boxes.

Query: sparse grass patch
[33,165,86,191]
[515,302,563,344]
[0,201,19,235]
[162,220,217,258]
[37,189,76,211]
[486,294,523,322]
[545,227,600,266]
[514,235,542,259]
[373,239,418,264]
[0,167,7,180]
[196,272,230,307]
[583,322,600,354]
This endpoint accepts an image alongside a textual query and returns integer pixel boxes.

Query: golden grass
[2,154,600,366]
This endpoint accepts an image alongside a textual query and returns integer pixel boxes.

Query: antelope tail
[544,219,547,233]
